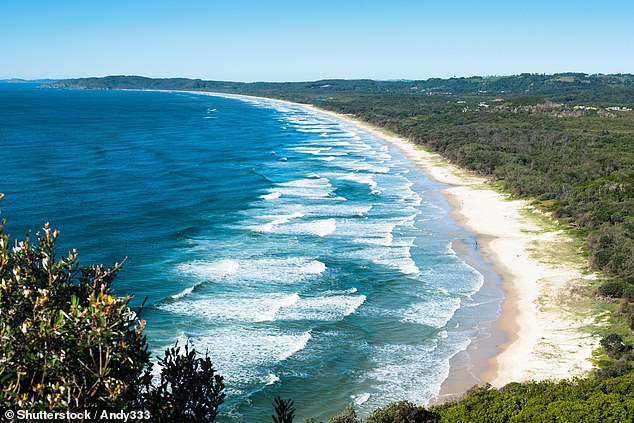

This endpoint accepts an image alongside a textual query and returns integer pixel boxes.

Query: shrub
[0,221,224,420]
[598,280,627,298]
[366,401,439,423]
[0,224,150,412]
[146,344,225,422]
[328,403,358,423]
[600,334,633,360]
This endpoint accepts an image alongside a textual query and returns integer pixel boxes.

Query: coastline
[180,91,600,399]
[303,104,600,391]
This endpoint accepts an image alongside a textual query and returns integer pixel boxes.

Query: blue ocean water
[0,83,502,421]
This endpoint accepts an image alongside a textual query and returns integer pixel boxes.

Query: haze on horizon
[1,0,633,82]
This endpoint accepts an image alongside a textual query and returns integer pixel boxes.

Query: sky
[1,0,633,82]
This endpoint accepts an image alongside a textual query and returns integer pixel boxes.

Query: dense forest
[45,73,634,106]
[43,74,634,420]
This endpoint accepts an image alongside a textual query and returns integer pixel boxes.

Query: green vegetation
[0,221,225,421]
[306,376,634,422]
[44,73,634,106]
[273,397,296,423]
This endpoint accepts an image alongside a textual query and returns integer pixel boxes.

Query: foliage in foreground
[273,396,296,423]
[0,222,224,421]
[317,375,634,423]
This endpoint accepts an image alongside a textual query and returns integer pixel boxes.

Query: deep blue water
[0,83,502,421]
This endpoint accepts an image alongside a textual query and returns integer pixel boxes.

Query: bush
[328,403,358,423]
[598,280,627,298]
[600,334,633,360]
[595,360,632,380]
[0,224,150,412]
[366,401,439,423]
[147,344,225,421]
[0,222,224,420]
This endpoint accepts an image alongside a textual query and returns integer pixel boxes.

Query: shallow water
[0,84,503,421]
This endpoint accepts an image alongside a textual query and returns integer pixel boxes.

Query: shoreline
[302,103,599,391]
[176,91,599,400]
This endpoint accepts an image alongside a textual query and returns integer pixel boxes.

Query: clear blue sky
[1,0,632,81]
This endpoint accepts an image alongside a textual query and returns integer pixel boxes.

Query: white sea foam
[365,342,445,408]
[253,212,304,232]
[287,146,332,154]
[427,249,486,298]
[323,287,358,295]
[276,178,333,198]
[285,117,323,125]
[191,329,312,384]
[160,293,302,323]
[337,219,400,246]
[252,202,371,219]
[178,259,239,280]
[344,142,372,152]
[305,204,372,217]
[179,257,326,285]
[276,294,366,321]
[242,258,328,281]
[277,218,337,237]
[347,246,420,274]
[260,191,281,200]
[318,151,349,157]
[278,178,332,188]
[353,393,371,406]
[401,297,462,328]
[361,334,474,411]
[393,236,416,247]
[336,172,378,190]
[337,160,391,174]
[377,176,422,204]
[443,243,486,297]
[296,127,338,133]
[266,374,280,386]
[171,285,195,300]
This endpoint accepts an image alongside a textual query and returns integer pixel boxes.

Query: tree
[0,220,225,419]
[147,343,225,422]
[366,401,440,423]
[272,396,295,423]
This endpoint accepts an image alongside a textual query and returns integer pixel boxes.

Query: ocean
[0,83,502,421]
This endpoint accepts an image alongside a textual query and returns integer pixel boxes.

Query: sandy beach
[195,91,600,400]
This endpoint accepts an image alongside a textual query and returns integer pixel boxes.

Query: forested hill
[45,73,634,106]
